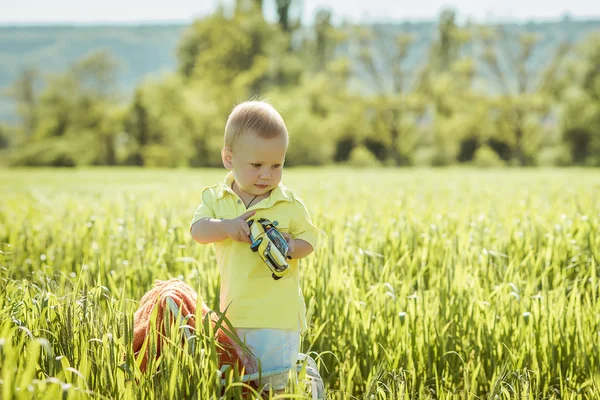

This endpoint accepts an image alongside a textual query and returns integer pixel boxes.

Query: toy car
[248,218,292,280]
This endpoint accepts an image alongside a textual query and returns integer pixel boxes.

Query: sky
[1,0,599,25]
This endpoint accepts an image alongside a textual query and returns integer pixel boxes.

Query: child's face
[222,131,288,196]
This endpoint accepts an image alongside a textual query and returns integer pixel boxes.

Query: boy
[189,101,319,392]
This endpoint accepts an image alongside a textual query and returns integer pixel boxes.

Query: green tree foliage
[555,34,600,165]
[347,24,427,166]
[347,145,381,167]
[473,145,505,167]
[172,2,356,167]
[123,74,222,167]
[177,5,283,100]
[4,7,600,168]
[479,27,548,165]
[0,124,10,150]
[416,9,484,166]
[8,51,121,167]
[7,68,39,141]
[264,65,360,166]
[274,0,301,33]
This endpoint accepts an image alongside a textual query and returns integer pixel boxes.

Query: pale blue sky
[2,0,599,25]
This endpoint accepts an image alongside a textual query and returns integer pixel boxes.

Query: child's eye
[251,163,262,168]
[272,164,282,169]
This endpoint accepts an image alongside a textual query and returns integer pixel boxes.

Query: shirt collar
[216,172,294,208]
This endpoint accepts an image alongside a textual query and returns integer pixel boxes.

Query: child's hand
[281,232,295,259]
[224,210,256,244]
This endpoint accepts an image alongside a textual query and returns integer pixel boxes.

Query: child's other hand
[281,232,295,259]
[224,210,256,244]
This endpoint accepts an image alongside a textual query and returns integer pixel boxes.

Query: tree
[348,23,427,165]
[416,9,478,165]
[8,51,121,166]
[479,26,551,165]
[313,9,337,73]
[417,8,471,99]
[122,73,225,167]
[7,68,39,141]
[123,88,150,166]
[275,0,301,33]
[177,8,284,100]
[0,124,10,149]
[435,9,464,74]
[557,34,600,165]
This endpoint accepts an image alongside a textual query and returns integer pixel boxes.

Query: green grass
[1,167,599,399]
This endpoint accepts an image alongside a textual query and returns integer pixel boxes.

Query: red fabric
[132,278,256,376]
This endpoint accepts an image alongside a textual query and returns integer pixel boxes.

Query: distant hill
[0,24,186,122]
[1,19,599,123]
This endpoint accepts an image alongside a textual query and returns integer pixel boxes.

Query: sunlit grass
[1,167,599,399]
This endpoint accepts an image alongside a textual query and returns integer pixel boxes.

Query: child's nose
[259,168,271,180]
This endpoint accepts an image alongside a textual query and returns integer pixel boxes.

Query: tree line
[2,1,599,167]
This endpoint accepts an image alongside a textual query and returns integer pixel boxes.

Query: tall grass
[0,168,599,399]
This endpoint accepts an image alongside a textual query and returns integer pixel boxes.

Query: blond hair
[224,101,289,148]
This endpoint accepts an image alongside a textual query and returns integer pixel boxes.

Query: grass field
[1,167,599,399]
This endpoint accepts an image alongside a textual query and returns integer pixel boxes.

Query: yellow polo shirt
[190,173,319,331]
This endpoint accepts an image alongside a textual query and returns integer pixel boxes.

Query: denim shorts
[236,328,300,391]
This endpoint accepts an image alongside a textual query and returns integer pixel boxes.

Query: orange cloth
[132,278,256,375]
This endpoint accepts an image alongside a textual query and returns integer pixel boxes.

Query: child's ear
[221,147,233,170]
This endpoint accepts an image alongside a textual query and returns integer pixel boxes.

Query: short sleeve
[289,198,320,250]
[189,188,216,231]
